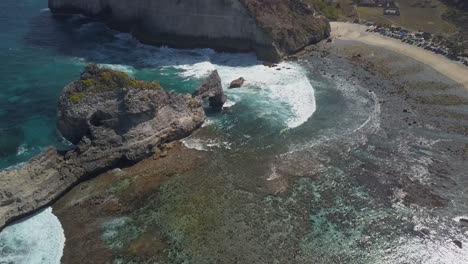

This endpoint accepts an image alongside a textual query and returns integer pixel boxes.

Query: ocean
[0,0,467,263]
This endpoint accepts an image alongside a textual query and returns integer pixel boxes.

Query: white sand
[331,22,468,89]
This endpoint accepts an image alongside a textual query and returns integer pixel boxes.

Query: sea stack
[48,0,331,62]
[0,65,206,230]
[193,70,227,110]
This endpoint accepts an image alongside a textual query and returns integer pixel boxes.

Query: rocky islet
[0,64,221,230]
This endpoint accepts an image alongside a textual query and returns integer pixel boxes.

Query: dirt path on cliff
[331,22,468,89]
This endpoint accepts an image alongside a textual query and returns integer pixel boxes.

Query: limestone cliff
[0,65,205,230]
[48,0,330,61]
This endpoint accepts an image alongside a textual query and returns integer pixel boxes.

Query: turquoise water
[0,0,82,168]
[0,0,311,169]
[1,1,468,263]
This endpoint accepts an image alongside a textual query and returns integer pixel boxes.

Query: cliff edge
[48,0,330,62]
[0,65,206,230]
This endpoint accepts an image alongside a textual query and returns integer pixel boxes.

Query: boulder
[229,77,246,89]
[0,64,205,230]
[460,218,468,227]
[453,240,463,249]
[193,70,227,110]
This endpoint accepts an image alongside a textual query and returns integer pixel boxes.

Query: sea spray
[73,38,317,130]
[0,208,65,264]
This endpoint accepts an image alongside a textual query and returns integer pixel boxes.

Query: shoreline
[50,38,468,262]
[2,19,468,263]
[330,22,468,89]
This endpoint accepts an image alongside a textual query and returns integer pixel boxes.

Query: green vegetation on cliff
[313,0,342,20]
[70,65,162,103]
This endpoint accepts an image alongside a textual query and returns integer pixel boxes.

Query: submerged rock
[229,77,246,89]
[0,127,24,158]
[453,240,463,249]
[0,65,205,230]
[48,0,330,62]
[193,70,227,110]
[460,218,468,227]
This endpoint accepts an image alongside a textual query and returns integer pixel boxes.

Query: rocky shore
[53,141,209,264]
[41,37,468,263]
[0,65,220,230]
[47,0,330,62]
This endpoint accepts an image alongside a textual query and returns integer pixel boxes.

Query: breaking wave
[72,29,316,129]
[0,208,65,264]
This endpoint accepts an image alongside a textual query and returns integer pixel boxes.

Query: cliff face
[48,0,330,61]
[0,65,206,230]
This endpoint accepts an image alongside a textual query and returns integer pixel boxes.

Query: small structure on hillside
[384,0,400,15]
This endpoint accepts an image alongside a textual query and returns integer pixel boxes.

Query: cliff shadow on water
[24,11,261,69]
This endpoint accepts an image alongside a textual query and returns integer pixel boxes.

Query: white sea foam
[223,99,237,108]
[167,52,316,128]
[16,144,28,156]
[97,64,135,75]
[380,236,468,264]
[4,162,26,171]
[201,119,215,128]
[71,58,134,77]
[0,208,65,264]
[182,137,232,151]
[71,31,316,128]
[454,216,468,223]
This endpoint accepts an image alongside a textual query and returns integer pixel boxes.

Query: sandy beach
[331,22,468,89]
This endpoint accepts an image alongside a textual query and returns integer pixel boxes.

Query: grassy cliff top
[69,64,162,103]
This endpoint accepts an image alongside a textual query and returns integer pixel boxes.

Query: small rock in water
[229,77,245,89]
[193,70,226,110]
[453,240,463,249]
[262,62,278,68]
[460,218,468,227]
[419,227,430,236]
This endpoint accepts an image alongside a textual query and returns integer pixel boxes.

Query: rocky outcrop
[441,0,468,11]
[193,70,227,110]
[0,65,205,230]
[48,0,330,62]
[229,77,245,88]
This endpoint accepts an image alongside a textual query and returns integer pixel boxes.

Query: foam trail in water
[97,64,135,75]
[71,31,316,129]
[0,208,65,264]
[182,136,232,152]
[167,51,316,128]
